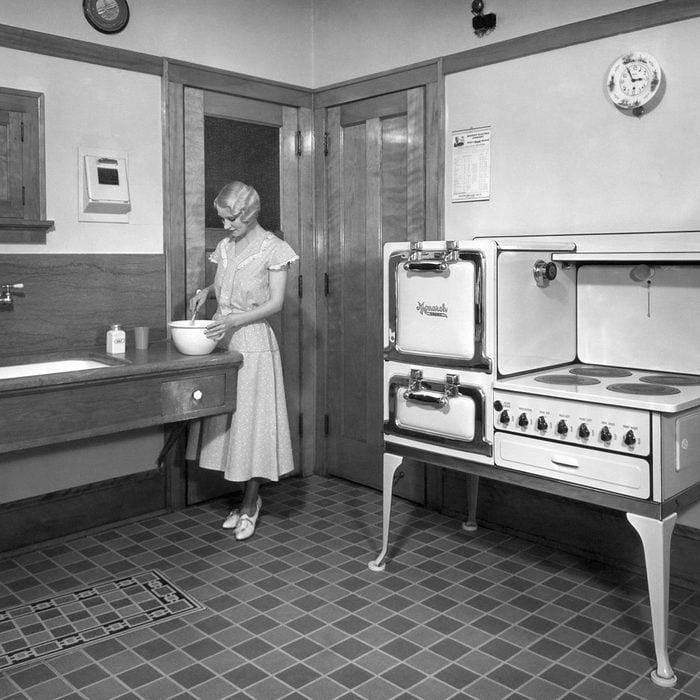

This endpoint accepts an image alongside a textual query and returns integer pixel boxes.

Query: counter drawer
[494,432,650,499]
[160,374,227,417]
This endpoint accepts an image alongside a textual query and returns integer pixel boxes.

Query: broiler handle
[403,389,447,408]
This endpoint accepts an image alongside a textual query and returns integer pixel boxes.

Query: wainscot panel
[0,254,167,358]
[0,470,166,552]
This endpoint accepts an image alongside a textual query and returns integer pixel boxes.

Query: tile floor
[0,474,698,700]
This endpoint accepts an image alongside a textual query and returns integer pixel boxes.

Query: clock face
[83,0,130,34]
[607,52,661,113]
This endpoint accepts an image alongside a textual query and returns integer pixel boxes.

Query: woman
[188,181,298,541]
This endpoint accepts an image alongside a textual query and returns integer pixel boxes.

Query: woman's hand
[204,313,243,340]
[188,288,209,317]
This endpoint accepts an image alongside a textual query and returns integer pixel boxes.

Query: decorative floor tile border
[0,569,203,670]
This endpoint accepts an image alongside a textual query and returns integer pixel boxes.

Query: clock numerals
[607,52,662,115]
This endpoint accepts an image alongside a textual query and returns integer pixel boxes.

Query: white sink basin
[0,359,113,380]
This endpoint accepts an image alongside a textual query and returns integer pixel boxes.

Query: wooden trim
[443,0,700,75]
[184,87,206,304]
[0,22,162,74]
[0,470,166,552]
[315,62,439,109]
[166,82,186,323]
[313,104,329,475]
[406,87,425,242]
[204,92,284,126]
[167,59,312,108]
[297,105,317,477]
[340,92,407,127]
[0,219,54,243]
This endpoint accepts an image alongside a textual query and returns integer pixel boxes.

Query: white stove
[374,234,700,689]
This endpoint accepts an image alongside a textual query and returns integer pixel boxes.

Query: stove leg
[461,474,479,532]
[626,512,678,688]
[368,453,404,572]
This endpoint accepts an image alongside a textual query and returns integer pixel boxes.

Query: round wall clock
[606,51,662,116]
[83,0,130,34]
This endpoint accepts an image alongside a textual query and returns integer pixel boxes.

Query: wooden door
[324,87,436,496]
[183,88,306,504]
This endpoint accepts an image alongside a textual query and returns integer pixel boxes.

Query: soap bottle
[106,324,126,354]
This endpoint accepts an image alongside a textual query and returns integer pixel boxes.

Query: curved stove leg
[368,453,404,572]
[626,512,678,688]
[462,474,479,532]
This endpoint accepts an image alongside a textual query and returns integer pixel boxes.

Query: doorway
[182,88,304,504]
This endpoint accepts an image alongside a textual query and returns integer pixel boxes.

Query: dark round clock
[83,0,130,34]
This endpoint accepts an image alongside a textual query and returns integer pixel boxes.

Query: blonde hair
[214,181,261,224]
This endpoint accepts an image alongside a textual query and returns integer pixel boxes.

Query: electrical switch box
[79,149,131,222]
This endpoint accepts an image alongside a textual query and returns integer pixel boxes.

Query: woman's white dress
[196,230,298,482]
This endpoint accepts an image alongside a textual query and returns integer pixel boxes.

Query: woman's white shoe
[222,509,240,530]
[235,497,261,541]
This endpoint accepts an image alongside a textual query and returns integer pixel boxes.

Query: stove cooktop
[494,364,700,413]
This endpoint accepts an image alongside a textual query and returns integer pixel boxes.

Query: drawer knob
[192,389,203,401]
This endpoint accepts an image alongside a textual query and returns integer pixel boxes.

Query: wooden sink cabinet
[0,343,242,453]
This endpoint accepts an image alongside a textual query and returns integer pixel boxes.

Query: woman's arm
[204,268,288,340]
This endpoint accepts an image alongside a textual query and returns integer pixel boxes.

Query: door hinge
[298,274,303,299]
[20,121,24,142]
[21,186,25,206]
[324,272,330,296]
[324,414,330,436]
[299,412,303,437]
[323,132,330,156]
[295,130,302,157]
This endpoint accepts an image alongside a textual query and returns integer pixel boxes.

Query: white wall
[0,0,313,86]
[444,17,700,238]
[1,1,657,89]
[0,48,163,254]
[312,0,656,87]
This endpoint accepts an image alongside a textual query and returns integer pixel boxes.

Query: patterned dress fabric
[196,231,298,483]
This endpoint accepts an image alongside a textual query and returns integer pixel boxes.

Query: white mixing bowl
[168,320,218,355]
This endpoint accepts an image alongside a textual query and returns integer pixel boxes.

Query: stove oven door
[384,360,493,464]
[384,240,495,371]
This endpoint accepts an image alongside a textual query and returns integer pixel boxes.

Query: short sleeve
[208,238,225,265]
[267,237,299,270]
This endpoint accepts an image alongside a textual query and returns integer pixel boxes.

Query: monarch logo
[416,301,448,317]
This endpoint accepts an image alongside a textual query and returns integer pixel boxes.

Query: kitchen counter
[0,342,243,453]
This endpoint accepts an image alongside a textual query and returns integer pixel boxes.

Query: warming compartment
[383,240,495,370]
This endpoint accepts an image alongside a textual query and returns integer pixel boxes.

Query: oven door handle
[403,389,447,408]
[404,261,448,272]
[551,455,579,469]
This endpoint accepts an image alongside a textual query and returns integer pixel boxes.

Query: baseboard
[441,471,700,590]
[0,470,166,552]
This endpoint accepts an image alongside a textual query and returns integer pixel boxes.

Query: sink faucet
[0,283,24,306]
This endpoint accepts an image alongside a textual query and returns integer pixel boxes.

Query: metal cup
[134,326,150,350]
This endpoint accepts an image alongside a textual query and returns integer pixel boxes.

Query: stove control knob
[499,410,510,425]
[518,413,529,428]
[556,419,568,436]
[623,430,637,446]
[533,260,557,288]
[536,416,548,431]
[578,423,590,439]
[600,426,612,443]
[493,400,503,412]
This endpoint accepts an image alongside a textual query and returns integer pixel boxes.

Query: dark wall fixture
[471,0,497,37]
